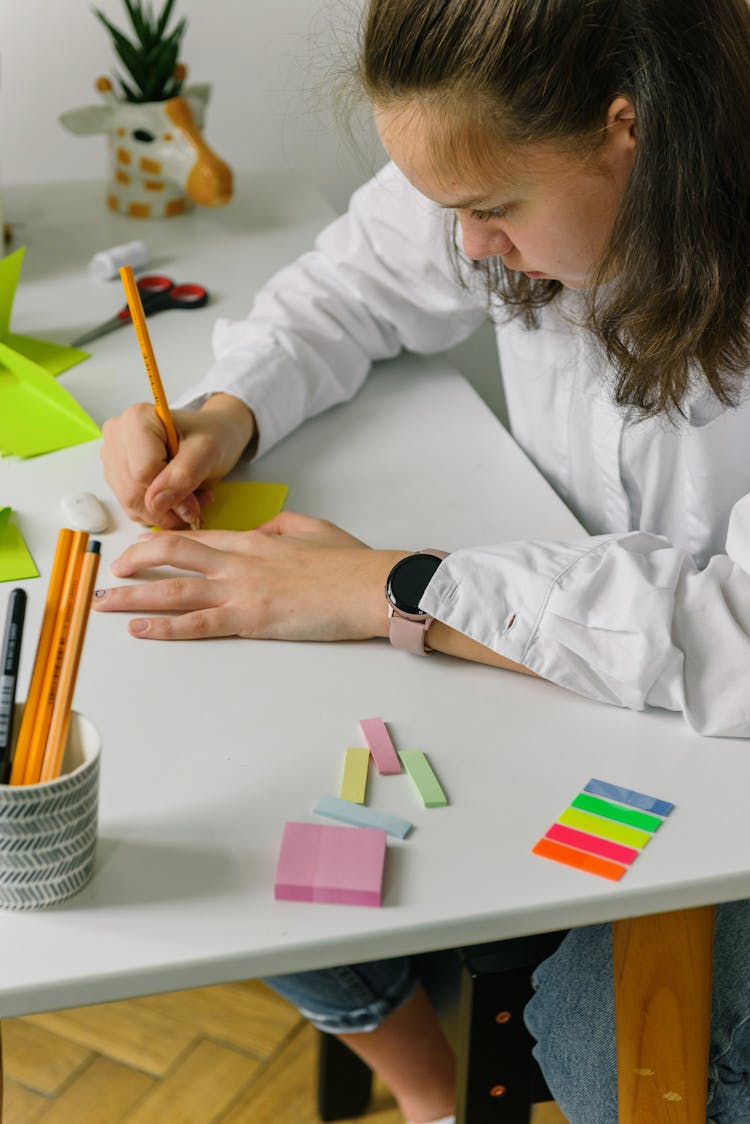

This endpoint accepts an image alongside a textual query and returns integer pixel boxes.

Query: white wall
[0,0,383,212]
[0,0,505,421]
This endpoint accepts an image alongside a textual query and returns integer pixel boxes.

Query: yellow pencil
[9,528,73,785]
[40,541,101,783]
[119,265,200,529]
[22,530,88,786]
[120,265,180,457]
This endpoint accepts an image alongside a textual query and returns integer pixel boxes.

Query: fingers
[125,609,237,641]
[101,406,172,526]
[144,419,221,524]
[93,574,221,615]
[108,532,230,579]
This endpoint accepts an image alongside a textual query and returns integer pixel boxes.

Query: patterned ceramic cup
[0,707,100,910]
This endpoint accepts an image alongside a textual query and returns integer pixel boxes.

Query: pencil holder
[0,707,100,910]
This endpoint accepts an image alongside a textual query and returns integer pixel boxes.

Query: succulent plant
[94,0,187,103]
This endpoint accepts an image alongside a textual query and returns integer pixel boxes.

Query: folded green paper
[0,247,100,457]
[0,507,39,582]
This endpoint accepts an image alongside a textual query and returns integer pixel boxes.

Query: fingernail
[93,588,107,599]
[153,490,175,512]
[137,532,155,541]
[175,503,196,524]
[130,619,150,635]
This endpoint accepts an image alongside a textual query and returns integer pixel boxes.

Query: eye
[469,206,508,223]
[132,129,156,143]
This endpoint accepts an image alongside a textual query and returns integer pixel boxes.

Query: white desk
[2,176,748,1121]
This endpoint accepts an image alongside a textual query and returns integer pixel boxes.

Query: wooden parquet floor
[1,980,567,1123]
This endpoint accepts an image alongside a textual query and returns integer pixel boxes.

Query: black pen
[0,589,27,784]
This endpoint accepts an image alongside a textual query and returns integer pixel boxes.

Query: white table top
[1,176,748,1018]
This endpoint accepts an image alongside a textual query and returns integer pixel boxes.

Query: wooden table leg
[613,905,714,1123]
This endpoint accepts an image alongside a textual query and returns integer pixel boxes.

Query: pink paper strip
[358,717,401,775]
[274,821,386,907]
[546,822,639,866]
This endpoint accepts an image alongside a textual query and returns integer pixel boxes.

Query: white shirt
[176,162,750,738]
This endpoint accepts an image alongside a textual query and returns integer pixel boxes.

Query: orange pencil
[40,542,101,783]
[9,529,73,785]
[119,265,180,458]
[21,530,88,786]
[119,265,200,529]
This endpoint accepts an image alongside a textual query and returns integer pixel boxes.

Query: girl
[95,1,750,1120]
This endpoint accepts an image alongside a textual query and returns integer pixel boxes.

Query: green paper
[7,332,90,378]
[0,247,98,458]
[201,482,289,531]
[0,507,39,582]
[558,807,651,850]
[398,750,448,808]
[571,792,662,833]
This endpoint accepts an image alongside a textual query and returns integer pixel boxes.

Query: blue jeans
[265,899,750,1124]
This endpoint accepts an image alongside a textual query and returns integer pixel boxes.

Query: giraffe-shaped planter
[60,77,233,218]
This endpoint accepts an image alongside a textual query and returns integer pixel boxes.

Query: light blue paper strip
[313,795,414,839]
[584,778,673,817]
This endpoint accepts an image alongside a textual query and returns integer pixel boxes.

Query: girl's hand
[100,393,257,530]
[92,511,408,642]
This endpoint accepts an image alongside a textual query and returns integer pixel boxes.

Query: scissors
[72,274,209,348]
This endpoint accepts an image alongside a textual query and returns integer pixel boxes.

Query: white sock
[406,1116,456,1124]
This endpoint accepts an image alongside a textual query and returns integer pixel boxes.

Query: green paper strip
[558,807,651,850]
[398,750,448,808]
[571,792,663,833]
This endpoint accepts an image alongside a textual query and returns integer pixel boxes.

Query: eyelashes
[469,206,508,222]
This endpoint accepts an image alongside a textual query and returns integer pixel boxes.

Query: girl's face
[374,100,637,290]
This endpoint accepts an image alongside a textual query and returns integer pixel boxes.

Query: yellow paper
[0,507,39,582]
[200,481,288,530]
[151,482,288,532]
[0,247,98,458]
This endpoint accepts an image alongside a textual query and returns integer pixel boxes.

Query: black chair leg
[317,1031,373,1121]
[455,960,538,1122]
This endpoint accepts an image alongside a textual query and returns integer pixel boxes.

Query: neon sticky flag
[200,482,288,531]
[533,778,674,881]
[0,247,98,457]
[0,507,39,582]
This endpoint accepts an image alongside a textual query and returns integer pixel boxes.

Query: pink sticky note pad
[358,717,401,775]
[274,822,387,907]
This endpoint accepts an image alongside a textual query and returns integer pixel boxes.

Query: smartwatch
[385,549,448,655]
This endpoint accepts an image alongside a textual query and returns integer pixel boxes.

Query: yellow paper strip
[340,747,370,804]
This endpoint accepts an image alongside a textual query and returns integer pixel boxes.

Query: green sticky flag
[0,507,39,582]
[0,247,99,458]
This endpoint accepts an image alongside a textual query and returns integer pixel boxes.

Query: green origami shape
[0,507,39,582]
[0,247,100,457]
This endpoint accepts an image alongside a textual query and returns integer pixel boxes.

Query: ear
[606,96,637,143]
[59,106,115,136]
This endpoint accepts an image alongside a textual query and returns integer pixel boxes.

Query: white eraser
[61,492,109,534]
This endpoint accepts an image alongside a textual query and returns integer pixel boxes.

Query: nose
[457,214,514,261]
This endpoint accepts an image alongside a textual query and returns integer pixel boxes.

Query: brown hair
[358,0,750,418]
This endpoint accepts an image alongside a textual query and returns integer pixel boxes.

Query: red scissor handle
[137,274,175,295]
[116,276,209,320]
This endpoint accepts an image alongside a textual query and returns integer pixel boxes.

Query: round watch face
[386,553,443,616]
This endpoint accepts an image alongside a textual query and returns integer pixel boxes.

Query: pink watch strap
[388,607,435,655]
